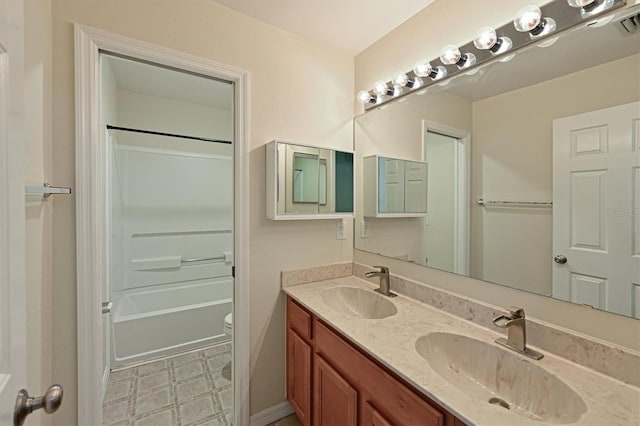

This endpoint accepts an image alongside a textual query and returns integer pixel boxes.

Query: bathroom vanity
[286,296,461,426]
[283,270,639,426]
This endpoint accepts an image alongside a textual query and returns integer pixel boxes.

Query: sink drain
[488,397,510,410]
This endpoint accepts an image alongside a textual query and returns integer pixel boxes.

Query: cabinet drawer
[315,319,444,426]
[287,296,312,341]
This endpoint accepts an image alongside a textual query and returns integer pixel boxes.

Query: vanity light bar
[357,0,626,110]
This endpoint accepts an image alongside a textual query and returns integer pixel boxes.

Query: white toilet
[224,313,232,337]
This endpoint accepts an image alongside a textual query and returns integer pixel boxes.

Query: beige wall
[49,1,353,424]
[355,0,640,351]
[471,54,640,295]
[24,0,53,424]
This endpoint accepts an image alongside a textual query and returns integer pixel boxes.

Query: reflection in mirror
[268,141,354,218]
[319,159,327,205]
[293,151,320,204]
[379,157,406,214]
[364,156,428,217]
[355,4,640,318]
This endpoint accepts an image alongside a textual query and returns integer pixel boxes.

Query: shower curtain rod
[106,125,232,145]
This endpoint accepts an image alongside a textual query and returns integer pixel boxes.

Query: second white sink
[415,332,587,424]
[321,286,397,319]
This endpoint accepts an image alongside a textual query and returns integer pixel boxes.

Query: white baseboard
[249,401,294,426]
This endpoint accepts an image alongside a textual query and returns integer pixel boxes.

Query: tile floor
[103,343,232,426]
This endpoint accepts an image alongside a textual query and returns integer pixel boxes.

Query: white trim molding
[421,120,471,276]
[250,401,294,426]
[74,24,251,425]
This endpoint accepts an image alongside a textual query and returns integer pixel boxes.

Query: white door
[404,160,427,213]
[379,158,404,213]
[553,102,640,317]
[0,0,27,422]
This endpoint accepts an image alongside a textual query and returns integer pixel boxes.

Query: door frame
[422,121,470,275]
[74,25,250,425]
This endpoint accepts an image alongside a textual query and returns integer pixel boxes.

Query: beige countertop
[283,276,640,426]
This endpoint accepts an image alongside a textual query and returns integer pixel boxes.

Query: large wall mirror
[355,2,640,318]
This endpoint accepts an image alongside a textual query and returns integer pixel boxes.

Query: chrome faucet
[493,307,543,360]
[364,266,397,297]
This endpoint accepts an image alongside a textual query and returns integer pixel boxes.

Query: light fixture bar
[359,0,626,111]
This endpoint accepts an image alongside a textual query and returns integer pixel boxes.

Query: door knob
[553,254,568,264]
[14,384,63,426]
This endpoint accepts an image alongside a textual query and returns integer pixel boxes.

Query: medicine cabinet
[266,140,355,220]
[364,155,427,218]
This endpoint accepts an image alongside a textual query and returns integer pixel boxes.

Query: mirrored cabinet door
[364,155,427,218]
[266,140,354,220]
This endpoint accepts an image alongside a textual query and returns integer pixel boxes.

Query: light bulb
[532,18,556,38]
[474,27,498,50]
[569,0,615,17]
[493,37,513,54]
[414,60,446,80]
[440,45,462,65]
[414,60,433,78]
[392,72,409,88]
[432,66,447,80]
[514,5,556,40]
[392,72,424,90]
[474,27,513,55]
[440,45,476,69]
[357,90,374,104]
[514,5,542,32]
[373,80,391,97]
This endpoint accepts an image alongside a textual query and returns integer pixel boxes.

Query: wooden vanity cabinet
[286,296,463,426]
[287,298,313,425]
[314,354,358,426]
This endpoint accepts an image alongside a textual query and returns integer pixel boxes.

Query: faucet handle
[372,265,389,274]
[492,315,512,328]
[507,306,525,318]
[493,307,525,328]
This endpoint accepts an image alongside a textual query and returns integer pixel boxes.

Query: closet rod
[106,125,232,145]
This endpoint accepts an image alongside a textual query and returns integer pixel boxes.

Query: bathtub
[111,277,232,367]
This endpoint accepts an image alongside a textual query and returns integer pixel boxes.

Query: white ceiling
[210,0,435,54]
[104,55,233,110]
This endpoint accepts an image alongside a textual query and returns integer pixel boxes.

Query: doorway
[423,122,470,275]
[75,26,249,425]
[99,53,235,424]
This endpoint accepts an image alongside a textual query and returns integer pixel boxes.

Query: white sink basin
[415,332,587,424]
[321,287,397,319]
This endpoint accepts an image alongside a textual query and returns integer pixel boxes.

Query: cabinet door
[405,160,428,213]
[379,158,405,213]
[363,402,394,426]
[287,329,312,426]
[314,355,358,426]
